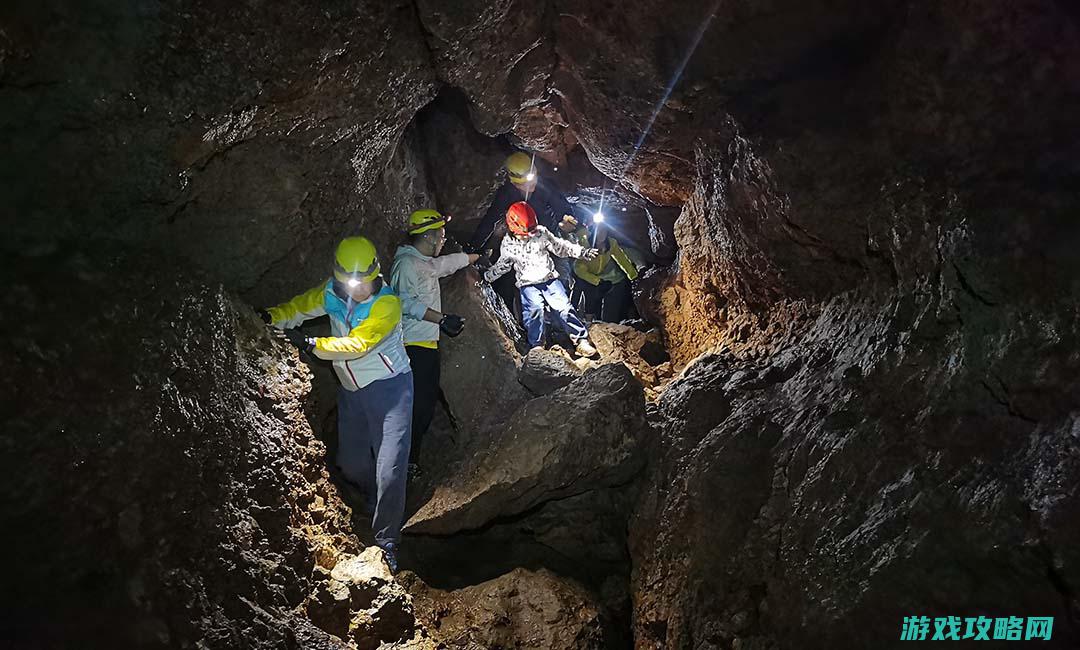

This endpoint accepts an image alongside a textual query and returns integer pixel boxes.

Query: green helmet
[333,236,379,284]
[505,152,536,184]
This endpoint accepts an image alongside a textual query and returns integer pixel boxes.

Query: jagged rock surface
[0,249,385,648]
[407,363,647,535]
[632,287,1080,648]
[616,3,1080,646]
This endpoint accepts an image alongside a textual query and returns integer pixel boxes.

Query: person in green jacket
[560,216,644,323]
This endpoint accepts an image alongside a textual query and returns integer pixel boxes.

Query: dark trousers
[336,371,413,548]
[582,279,632,323]
[405,345,440,465]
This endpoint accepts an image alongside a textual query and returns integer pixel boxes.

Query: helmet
[506,201,538,236]
[505,152,536,184]
[408,208,449,235]
[333,236,380,284]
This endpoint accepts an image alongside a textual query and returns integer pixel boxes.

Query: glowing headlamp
[592,211,605,224]
[347,278,361,288]
[525,172,536,181]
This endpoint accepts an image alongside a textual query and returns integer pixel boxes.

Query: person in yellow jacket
[261,236,446,573]
[560,216,644,323]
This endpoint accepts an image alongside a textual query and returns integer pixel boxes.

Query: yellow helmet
[333,236,379,284]
[505,152,536,184]
[408,208,450,235]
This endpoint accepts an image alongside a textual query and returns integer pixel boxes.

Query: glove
[283,328,314,353]
[473,254,493,271]
[439,314,465,337]
[258,309,273,324]
[582,248,600,261]
[462,243,478,255]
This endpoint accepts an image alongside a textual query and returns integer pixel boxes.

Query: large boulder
[404,568,605,650]
[406,363,648,535]
[427,270,531,454]
[518,346,584,396]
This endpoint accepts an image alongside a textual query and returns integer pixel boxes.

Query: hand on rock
[439,314,465,337]
[282,328,314,353]
[473,254,493,271]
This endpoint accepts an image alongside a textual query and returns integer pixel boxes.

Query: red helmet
[506,201,538,236]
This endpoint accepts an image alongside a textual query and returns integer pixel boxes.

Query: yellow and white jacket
[267,279,417,391]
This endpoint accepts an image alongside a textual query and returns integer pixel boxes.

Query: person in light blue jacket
[390,209,479,476]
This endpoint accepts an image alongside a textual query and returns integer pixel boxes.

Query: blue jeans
[337,371,413,548]
[520,279,589,348]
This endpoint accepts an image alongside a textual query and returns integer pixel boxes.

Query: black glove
[258,309,273,324]
[283,328,314,353]
[473,254,493,271]
[439,314,465,337]
[462,243,478,255]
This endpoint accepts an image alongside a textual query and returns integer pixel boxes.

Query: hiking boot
[380,542,399,574]
[575,338,598,358]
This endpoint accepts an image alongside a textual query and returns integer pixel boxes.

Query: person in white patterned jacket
[484,201,601,357]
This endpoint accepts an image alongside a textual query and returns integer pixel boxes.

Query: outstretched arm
[266,282,328,329]
[484,251,514,283]
[431,252,473,278]
[542,228,586,259]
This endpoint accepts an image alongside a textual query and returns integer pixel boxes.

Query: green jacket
[570,228,642,286]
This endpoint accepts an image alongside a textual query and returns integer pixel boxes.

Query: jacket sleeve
[622,244,646,269]
[267,282,327,329]
[310,294,402,360]
[431,252,471,278]
[542,228,585,259]
[484,241,514,283]
[390,258,433,321]
[574,260,602,286]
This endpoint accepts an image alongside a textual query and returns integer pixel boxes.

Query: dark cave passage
[3,1,1080,649]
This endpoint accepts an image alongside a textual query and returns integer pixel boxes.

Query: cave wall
[603,1,1080,647]
[5,0,1080,648]
[2,0,437,303]
[0,248,362,648]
